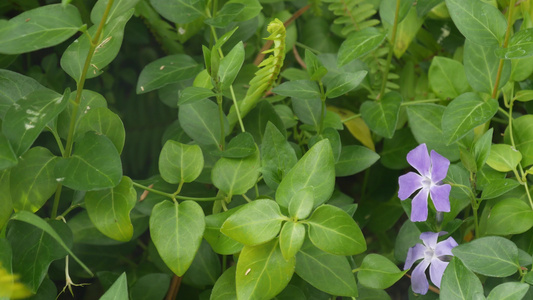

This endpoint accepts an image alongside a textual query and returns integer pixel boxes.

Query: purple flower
[398,143,451,222]
[404,232,458,295]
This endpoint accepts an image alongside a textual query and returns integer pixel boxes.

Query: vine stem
[132,182,222,201]
[491,0,516,99]
[165,275,182,300]
[51,0,115,220]
[377,0,401,100]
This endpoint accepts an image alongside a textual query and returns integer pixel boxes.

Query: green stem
[173,180,185,196]
[378,0,401,100]
[318,81,326,134]
[400,98,445,106]
[47,125,65,156]
[294,41,321,54]
[51,184,63,219]
[491,0,516,99]
[216,94,226,150]
[340,114,361,123]
[132,182,222,201]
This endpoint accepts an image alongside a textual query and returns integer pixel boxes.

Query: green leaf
[279,222,305,260]
[288,187,314,220]
[417,0,443,17]
[91,0,140,24]
[464,40,510,94]
[325,71,367,98]
[149,0,205,24]
[10,147,57,213]
[428,56,470,100]
[496,28,533,59]
[445,0,507,45]
[178,86,215,106]
[381,127,418,170]
[211,266,237,300]
[211,132,256,158]
[221,200,284,246]
[0,4,82,55]
[0,134,17,171]
[61,9,133,81]
[442,93,499,145]
[85,176,137,242]
[360,91,402,138]
[486,144,522,172]
[261,122,297,190]
[295,241,358,297]
[486,198,533,235]
[100,272,128,300]
[335,145,380,177]
[394,220,421,262]
[236,239,295,300]
[272,80,321,100]
[218,41,245,89]
[309,127,341,162]
[440,257,484,300]
[379,0,415,25]
[55,132,122,191]
[137,54,201,93]
[212,146,260,196]
[304,49,326,80]
[453,236,519,277]
[182,240,221,288]
[473,128,493,170]
[243,101,286,143]
[130,274,171,300]
[10,211,93,276]
[75,107,126,154]
[337,27,386,67]
[480,178,520,200]
[150,200,205,276]
[179,99,229,147]
[56,89,108,139]
[159,140,203,184]
[307,205,366,255]
[505,115,533,167]
[292,97,323,129]
[514,90,533,102]
[0,170,12,231]
[487,282,529,300]
[0,69,47,119]
[227,0,262,22]
[204,3,244,28]
[2,89,68,155]
[204,209,243,255]
[276,139,335,209]
[357,254,407,289]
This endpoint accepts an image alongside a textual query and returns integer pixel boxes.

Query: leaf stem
[400,98,446,106]
[132,181,222,201]
[318,81,326,134]
[165,275,182,300]
[491,0,516,99]
[47,125,65,156]
[378,0,401,100]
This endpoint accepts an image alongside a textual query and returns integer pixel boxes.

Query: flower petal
[435,237,458,257]
[411,260,430,295]
[411,188,429,222]
[404,243,426,270]
[407,144,431,177]
[430,184,451,212]
[430,150,450,182]
[420,232,440,249]
[429,258,449,288]
[398,172,424,200]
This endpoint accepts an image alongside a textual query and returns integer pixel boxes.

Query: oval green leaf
[358,254,407,289]
[337,27,386,67]
[486,198,533,235]
[137,54,201,94]
[360,91,402,139]
[179,99,229,147]
[464,40,510,94]
[428,56,470,100]
[272,80,321,100]
[335,145,380,177]
[100,272,128,300]
[159,140,203,184]
[75,107,126,154]
[486,144,522,172]
[440,257,484,300]
[212,147,260,196]
[279,222,305,261]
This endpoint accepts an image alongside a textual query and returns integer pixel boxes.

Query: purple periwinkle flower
[404,232,458,295]
[398,143,451,222]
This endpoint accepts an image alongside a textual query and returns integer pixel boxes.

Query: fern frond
[323,0,380,36]
[227,19,286,128]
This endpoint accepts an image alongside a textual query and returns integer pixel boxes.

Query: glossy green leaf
[335,145,380,177]
[56,89,108,139]
[182,240,221,288]
[279,222,305,261]
[304,49,326,80]
[480,178,520,200]
[179,99,229,147]
[307,205,366,255]
[0,134,17,171]
[487,282,529,300]
[505,115,533,167]
[204,210,243,255]
[0,170,12,231]
[440,258,484,300]
[428,56,470,100]
[178,86,216,106]
[227,0,261,21]
[159,140,203,184]
[453,236,519,277]
[211,266,237,300]
[261,122,297,190]
[61,9,133,81]
[379,0,415,25]
[464,40,510,94]
[130,273,171,300]
[417,0,443,17]
[6,220,70,293]
[514,90,533,102]
[337,27,386,67]
[10,147,57,213]
[325,71,367,98]
[2,89,68,155]
[295,241,358,297]
[137,54,201,93]
[204,3,244,28]
[0,69,47,119]
[445,0,506,45]
[75,107,126,154]
[150,200,205,276]
[212,146,260,196]
[236,239,295,300]
[486,144,522,172]
[394,220,421,262]
[243,101,286,143]
[496,28,533,59]
[218,41,245,89]
[357,254,406,289]
[288,187,314,220]
[442,93,498,145]
[272,80,321,100]
[473,128,493,170]
[211,132,256,158]
[276,140,335,209]
[91,0,140,24]
[486,198,533,235]
[149,0,206,24]
[309,127,341,162]
[360,91,402,138]
[100,272,128,300]
[85,176,137,242]
[221,200,284,246]
[292,97,322,129]
[0,4,82,55]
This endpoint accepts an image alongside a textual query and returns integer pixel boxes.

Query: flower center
[422,177,433,189]
[424,248,436,260]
